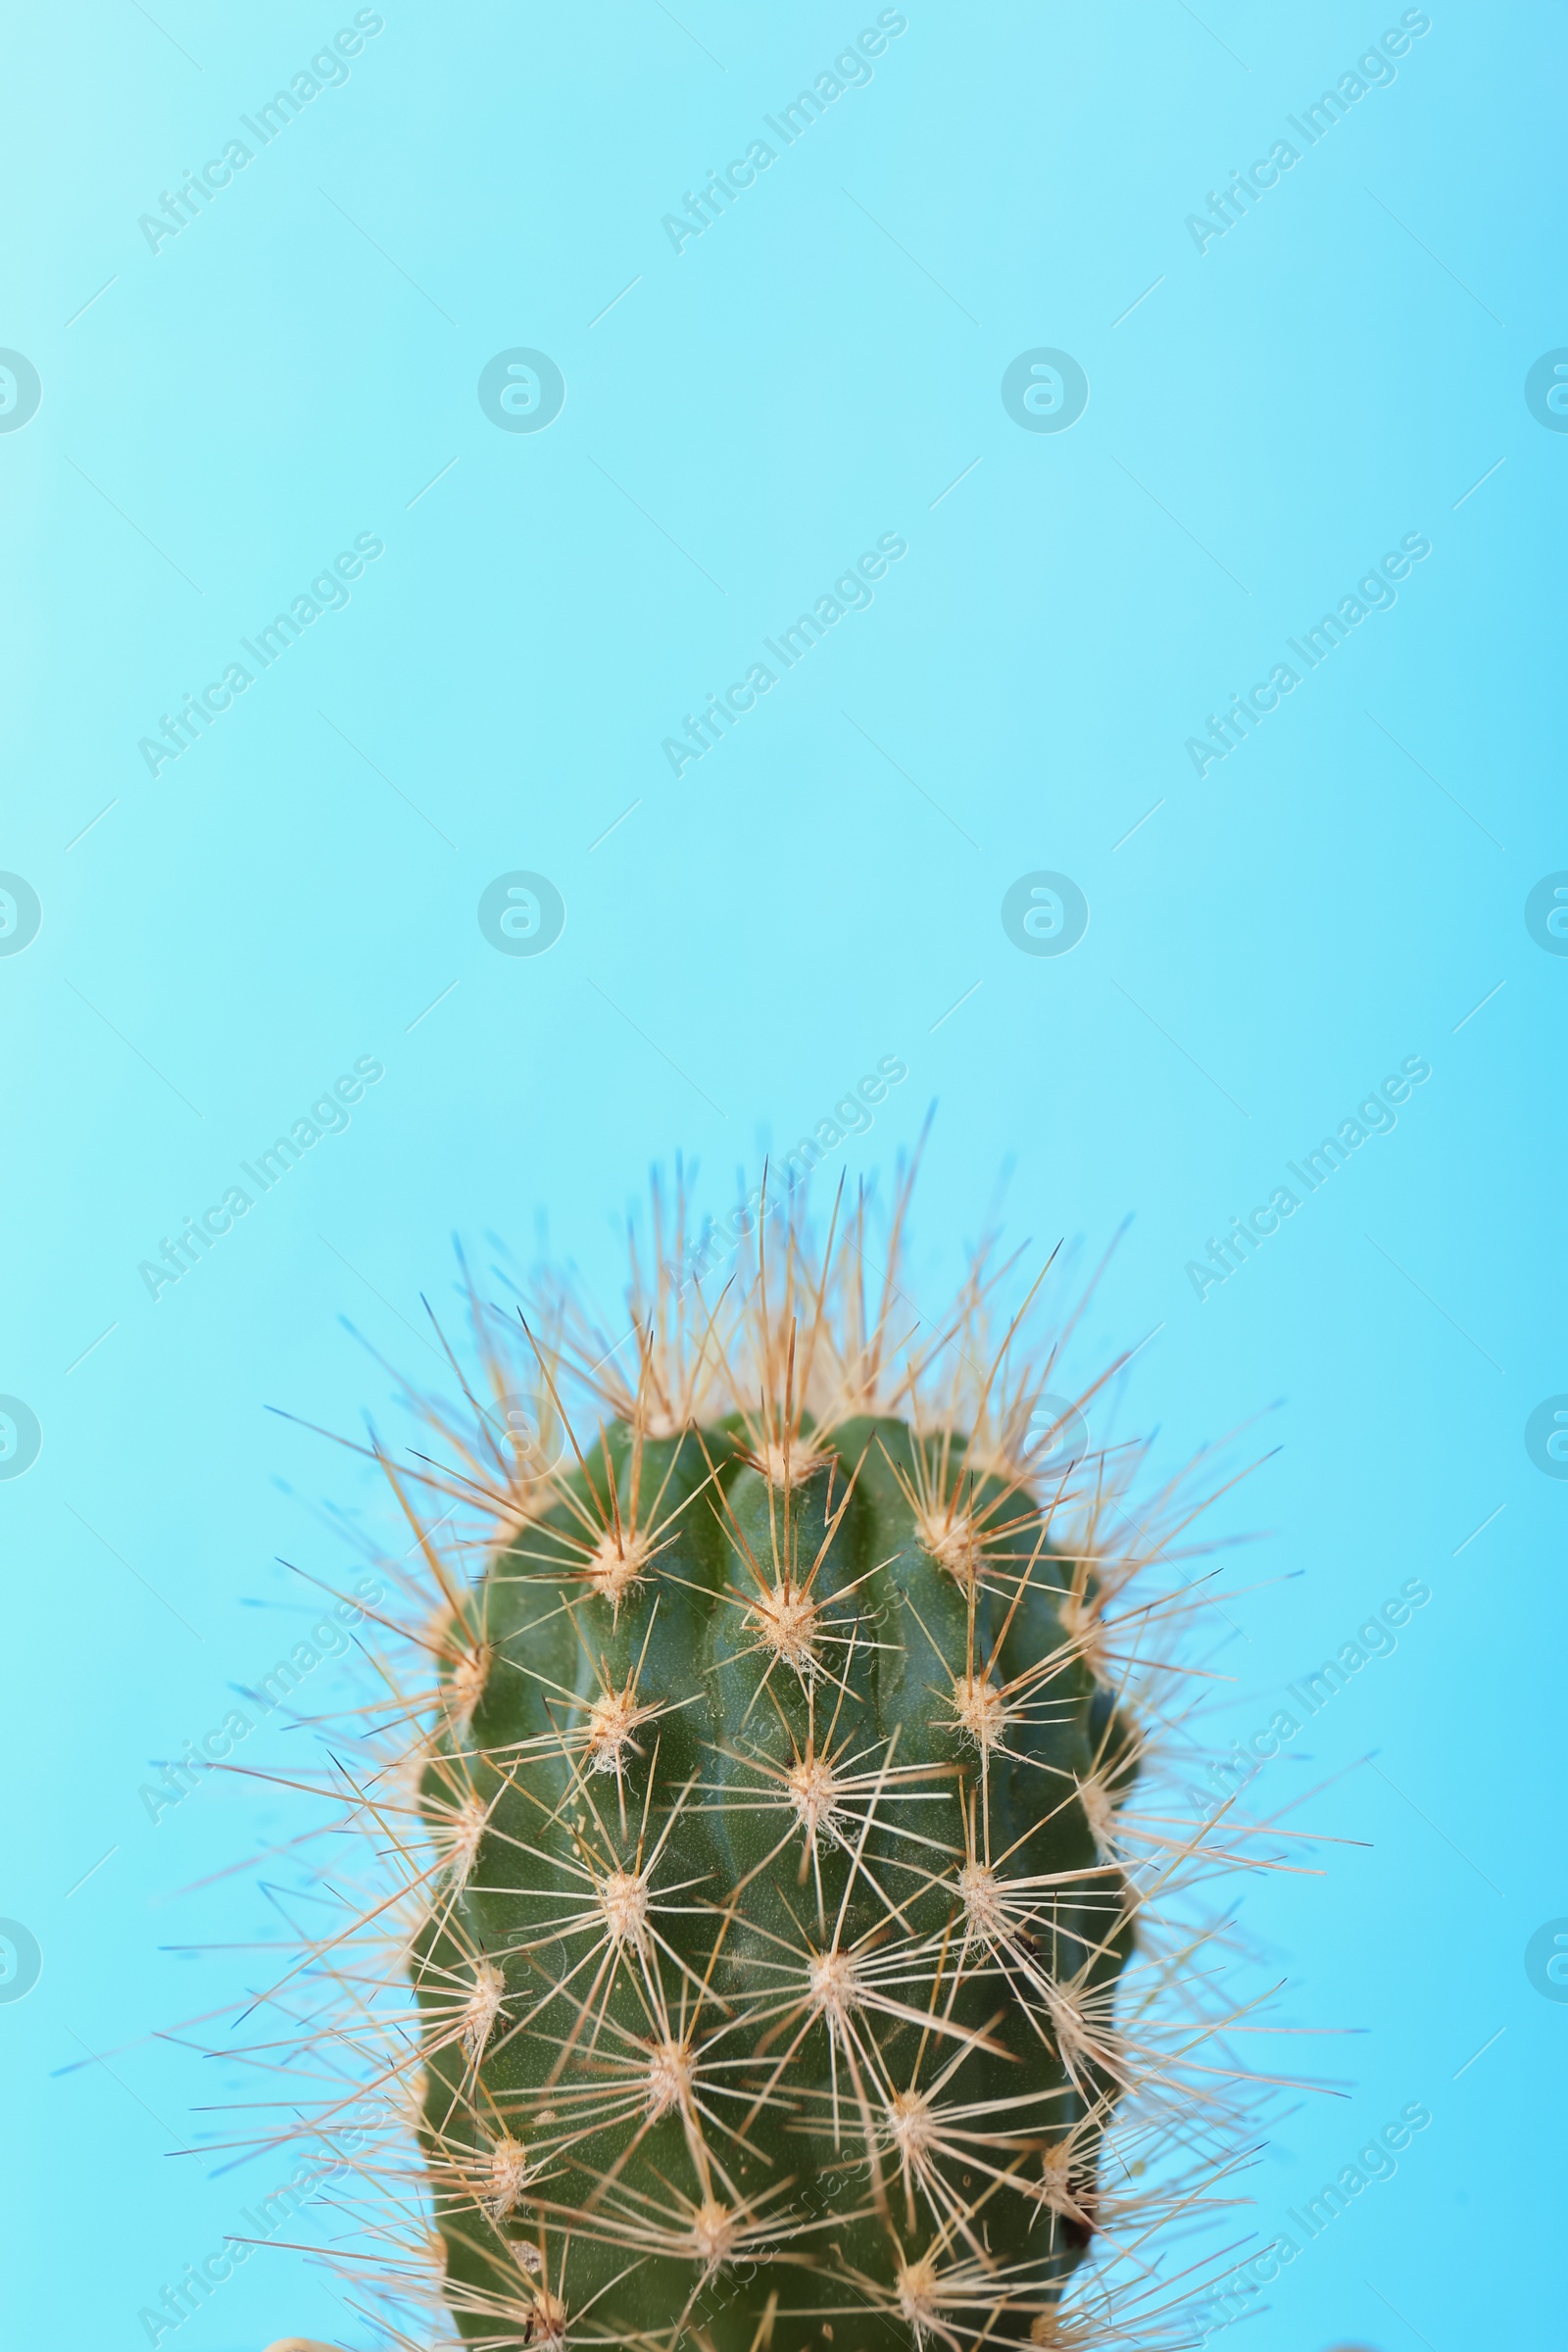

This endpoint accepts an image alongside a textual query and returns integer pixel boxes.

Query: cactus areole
[414,1389,1141,2350]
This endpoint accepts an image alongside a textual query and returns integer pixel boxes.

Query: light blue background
[3,3,1563,2346]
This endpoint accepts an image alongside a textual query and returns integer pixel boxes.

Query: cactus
[276,1173,1262,2352]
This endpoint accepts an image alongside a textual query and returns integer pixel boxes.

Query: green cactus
[292,1180,1251,2352]
[414,1395,1141,2350]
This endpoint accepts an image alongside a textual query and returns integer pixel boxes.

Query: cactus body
[266,1186,1264,2352]
[416,1404,1138,2350]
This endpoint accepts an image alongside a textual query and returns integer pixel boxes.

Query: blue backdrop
[3,3,1563,2347]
